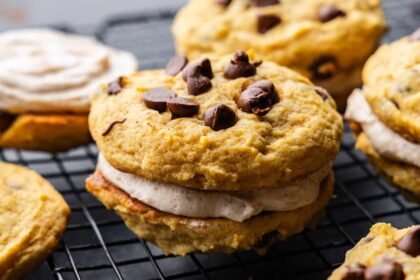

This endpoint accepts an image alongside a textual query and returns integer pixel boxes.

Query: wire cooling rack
[1,1,419,279]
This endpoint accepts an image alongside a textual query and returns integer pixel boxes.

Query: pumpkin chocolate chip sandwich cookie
[0,28,137,152]
[345,29,420,197]
[172,0,387,111]
[328,223,420,280]
[87,51,343,255]
[0,162,70,280]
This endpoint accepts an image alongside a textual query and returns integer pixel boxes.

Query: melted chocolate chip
[167,96,200,118]
[257,14,281,34]
[318,4,346,23]
[204,104,237,131]
[102,119,127,136]
[182,58,213,95]
[0,111,16,132]
[365,260,405,280]
[342,264,366,280]
[238,80,279,116]
[310,56,337,80]
[249,80,279,102]
[410,27,420,41]
[108,77,124,95]
[217,0,232,7]
[224,50,258,79]
[143,88,176,112]
[397,225,420,257]
[251,0,280,7]
[165,55,189,76]
[315,86,330,101]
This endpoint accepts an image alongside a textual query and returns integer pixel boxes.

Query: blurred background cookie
[0,162,70,280]
[0,28,138,152]
[87,51,343,255]
[173,0,387,112]
[345,29,420,198]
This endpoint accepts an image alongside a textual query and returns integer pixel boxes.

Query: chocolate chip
[310,56,337,80]
[167,96,200,118]
[183,58,213,81]
[108,77,123,95]
[397,225,420,257]
[365,260,405,280]
[217,0,232,7]
[251,0,280,7]
[204,104,237,131]
[238,80,279,116]
[143,88,176,112]
[224,50,258,79]
[257,14,281,34]
[165,55,188,76]
[249,80,279,102]
[315,86,330,101]
[182,58,213,95]
[318,4,346,23]
[410,27,420,41]
[342,264,366,280]
[253,60,263,67]
[102,119,127,136]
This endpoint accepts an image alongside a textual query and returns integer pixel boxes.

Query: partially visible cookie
[328,223,420,280]
[363,28,420,143]
[173,0,387,110]
[345,29,420,197]
[0,28,138,152]
[0,162,70,280]
[0,113,90,153]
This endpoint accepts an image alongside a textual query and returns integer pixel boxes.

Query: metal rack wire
[2,1,419,279]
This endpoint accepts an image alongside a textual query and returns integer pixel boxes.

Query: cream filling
[345,89,420,167]
[98,154,330,222]
[0,29,138,114]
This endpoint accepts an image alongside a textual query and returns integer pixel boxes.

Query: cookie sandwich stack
[345,28,420,197]
[87,50,343,255]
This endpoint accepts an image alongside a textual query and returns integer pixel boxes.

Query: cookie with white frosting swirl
[0,28,138,152]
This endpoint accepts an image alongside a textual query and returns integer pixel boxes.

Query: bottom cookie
[0,113,90,152]
[86,170,334,256]
[0,162,70,280]
[328,223,420,280]
[351,122,420,197]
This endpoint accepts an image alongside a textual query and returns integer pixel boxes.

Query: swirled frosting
[0,29,138,114]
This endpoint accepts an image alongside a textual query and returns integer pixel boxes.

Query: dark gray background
[0,0,187,31]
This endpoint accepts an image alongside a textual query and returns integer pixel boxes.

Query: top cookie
[173,0,386,83]
[89,51,342,191]
[363,29,420,143]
